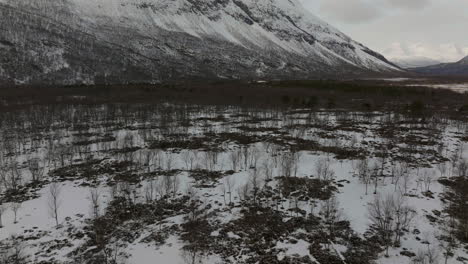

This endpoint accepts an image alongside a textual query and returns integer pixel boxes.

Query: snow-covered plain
[0,103,467,264]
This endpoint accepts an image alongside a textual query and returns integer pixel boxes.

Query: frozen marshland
[0,99,468,264]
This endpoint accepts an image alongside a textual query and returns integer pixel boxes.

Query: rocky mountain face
[0,0,400,86]
[412,56,468,76]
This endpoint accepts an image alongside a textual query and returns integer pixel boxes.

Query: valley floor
[0,84,468,264]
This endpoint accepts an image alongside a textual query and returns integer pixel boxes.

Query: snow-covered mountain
[391,56,440,69]
[412,55,468,76]
[0,0,400,85]
[458,55,468,65]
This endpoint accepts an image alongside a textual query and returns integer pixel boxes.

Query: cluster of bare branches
[368,192,416,256]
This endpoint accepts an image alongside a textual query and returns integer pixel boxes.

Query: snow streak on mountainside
[0,0,400,85]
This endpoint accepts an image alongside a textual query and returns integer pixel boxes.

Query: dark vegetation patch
[148,137,213,150]
[210,132,265,145]
[236,126,281,133]
[50,159,133,181]
[288,138,368,159]
[438,177,468,243]
[278,177,338,201]
[189,169,235,187]
[392,148,447,165]
[216,207,299,262]
[0,181,43,203]
[197,206,382,264]
[74,196,189,262]
[2,80,467,120]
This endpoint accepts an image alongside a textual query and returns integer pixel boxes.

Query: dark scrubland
[0,80,467,264]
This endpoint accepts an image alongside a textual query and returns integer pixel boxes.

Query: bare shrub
[89,187,101,219]
[11,203,21,224]
[48,182,62,226]
[27,157,44,183]
[315,158,334,181]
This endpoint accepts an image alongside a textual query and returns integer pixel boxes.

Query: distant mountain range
[411,56,468,76]
[0,0,400,86]
[391,57,441,69]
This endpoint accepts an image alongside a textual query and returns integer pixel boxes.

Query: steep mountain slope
[391,56,440,69]
[412,55,468,76]
[0,0,400,85]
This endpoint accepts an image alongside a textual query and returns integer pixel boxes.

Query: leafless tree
[143,150,155,173]
[152,149,163,170]
[89,187,100,219]
[262,158,273,182]
[371,163,380,194]
[229,150,240,171]
[291,150,301,177]
[5,163,21,191]
[315,158,335,181]
[422,171,434,193]
[11,203,21,224]
[270,145,281,168]
[27,157,44,183]
[109,184,119,201]
[393,192,416,246]
[237,182,251,205]
[394,162,408,191]
[223,175,235,206]
[188,151,198,171]
[162,176,173,198]
[413,244,440,264]
[399,171,411,196]
[144,179,156,202]
[103,240,127,264]
[185,184,199,204]
[172,175,180,198]
[165,153,174,171]
[439,215,457,264]
[357,159,371,195]
[155,178,166,200]
[202,152,216,172]
[0,204,6,228]
[48,182,62,226]
[437,162,447,178]
[320,196,342,237]
[248,146,261,169]
[241,146,250,170]
[426,245,440,264]
[181,247,204,264]
[182,151,192,171]
[368,193,395,256]
[280,152,294,178]
[249,169,263,204]
[457,159,468,177]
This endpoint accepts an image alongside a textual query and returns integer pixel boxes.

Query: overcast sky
[299,0,468,62]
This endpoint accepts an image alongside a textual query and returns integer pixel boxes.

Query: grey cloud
[318,0,380,24]
[385,0,432,9]
[301,0,468,62]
